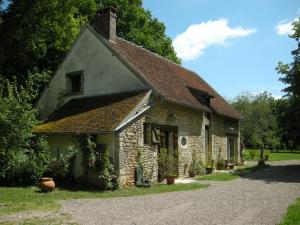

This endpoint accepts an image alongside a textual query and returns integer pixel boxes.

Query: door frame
[227,135,238,162]
[155,124,179,180]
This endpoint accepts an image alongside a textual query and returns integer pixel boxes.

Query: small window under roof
[187,86,214,107]
[66,71,83,95]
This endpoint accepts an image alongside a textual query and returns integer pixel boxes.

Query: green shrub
[216,158,225,166]
[189,160,206,176]
[249,149,257,159]
[0,72,51,186]
[188,149,206,176]
[158,148,177,178]
[264,149,270,160]
[95,146,118,190]
[77,135,118,190]
[0,136,51,186]
[194,163,206,176]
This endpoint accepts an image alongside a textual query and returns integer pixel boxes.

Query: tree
[0,0,180,81]
[99,0,180,64]
[232,91,280,149]
[0,71,51,185]
[276,18,300,147]
[0,0,97,79]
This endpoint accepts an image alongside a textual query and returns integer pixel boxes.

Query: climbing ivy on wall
[77,134,118,190]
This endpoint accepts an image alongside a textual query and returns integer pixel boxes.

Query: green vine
[76,134,118,190]
[77,134,97,169]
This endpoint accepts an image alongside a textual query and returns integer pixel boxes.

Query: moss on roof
[33,91,147,134]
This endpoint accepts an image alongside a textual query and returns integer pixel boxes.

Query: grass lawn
[243,149,300,161]
[195,165,264,181]
[279,197,300,225]
[195,173,238,181]
[0,183,207,215]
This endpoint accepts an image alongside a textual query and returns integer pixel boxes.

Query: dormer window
[66,71,83,95]
[187,86,214,107]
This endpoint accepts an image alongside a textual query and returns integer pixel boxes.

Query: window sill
[64,91,83,97]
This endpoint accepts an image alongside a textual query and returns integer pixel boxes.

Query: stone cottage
[33,7,242,187]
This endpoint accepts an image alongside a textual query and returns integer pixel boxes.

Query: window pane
[143,123,151,145]
[71,75,81,93]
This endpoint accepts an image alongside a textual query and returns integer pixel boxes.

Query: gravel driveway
[61,160,300,225]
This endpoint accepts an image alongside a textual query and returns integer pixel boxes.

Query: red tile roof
[33,91,148,134]
[110,37,241,119]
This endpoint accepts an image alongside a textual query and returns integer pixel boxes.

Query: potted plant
[188,165,195,177]
[225,159,235,170]
[216,158,225,170]
[158,148,177,185]
[189,150,206,177]
[205,160,214,174]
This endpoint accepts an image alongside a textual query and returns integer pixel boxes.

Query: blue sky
[143,0,300,99]
[1,0,299,99]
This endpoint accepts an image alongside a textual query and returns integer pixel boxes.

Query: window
[143,123,151,145]
[187,86,212,107]
[181,136,187,147]
[66,71,83,94]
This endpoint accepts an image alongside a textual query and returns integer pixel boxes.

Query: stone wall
[116,96,205,187]
[143,98,205,178]
[116,96,240,187]
[211,115,227,160]
[211,114,240,163]
[116,117,143,187]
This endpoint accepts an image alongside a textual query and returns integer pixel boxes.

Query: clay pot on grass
[39,177,55,192]
[165,176,176,185]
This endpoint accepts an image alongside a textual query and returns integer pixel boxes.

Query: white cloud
[276,20,294,35]
[249,90,283,100]
[173,19,256,61]
[276,18,298,36]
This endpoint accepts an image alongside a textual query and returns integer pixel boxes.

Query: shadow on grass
[240,163,300,183]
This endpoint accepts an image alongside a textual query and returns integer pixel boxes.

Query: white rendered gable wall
[37,27,147,119]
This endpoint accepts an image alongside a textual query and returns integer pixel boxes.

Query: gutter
[114,106,150,131]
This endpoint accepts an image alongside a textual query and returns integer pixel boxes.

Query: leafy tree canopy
[0,71,51,185]
[232,91,280,149]
[99,0,180,64]
[0,0,180,81]
[0,0,97,78]
[276,18,300,147]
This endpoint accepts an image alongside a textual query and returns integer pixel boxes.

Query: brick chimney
[94,6,117,43]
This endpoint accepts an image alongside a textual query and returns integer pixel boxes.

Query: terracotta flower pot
[39,177,55,192]
[188,171,195,177]
[165,176,175,185]
[217,165,225,170]
[205,168,213,174]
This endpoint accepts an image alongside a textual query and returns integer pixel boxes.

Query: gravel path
[60,160,300,225]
